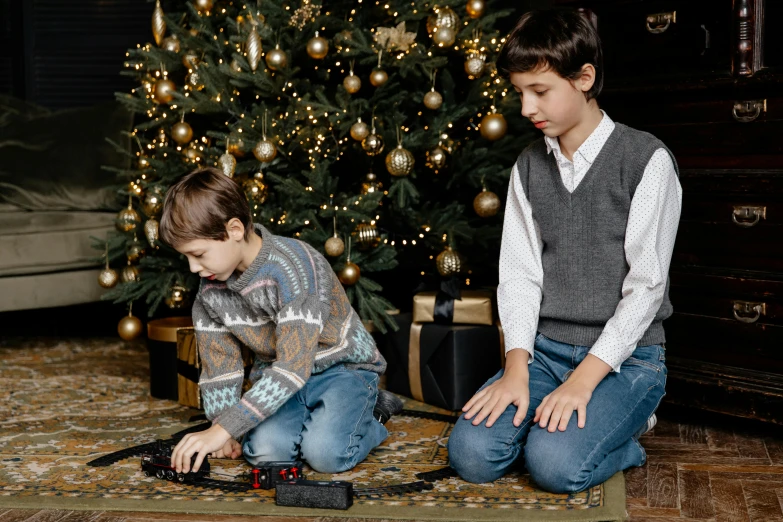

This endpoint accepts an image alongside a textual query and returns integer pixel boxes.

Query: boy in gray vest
[448,10,682,493]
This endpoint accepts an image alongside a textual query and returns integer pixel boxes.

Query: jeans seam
[575,381,663,486]
[506,417,534,447]
[343,373,376,471]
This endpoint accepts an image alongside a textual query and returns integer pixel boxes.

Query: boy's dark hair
[159,167,253,247]
[498,9,603,101]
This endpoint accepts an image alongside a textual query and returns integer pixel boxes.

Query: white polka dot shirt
[498,111,683,372]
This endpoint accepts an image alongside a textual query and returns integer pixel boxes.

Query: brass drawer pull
[731,205,766,227]
[732,301,766,324]
[732,99,766,122]
[646,11,676,34]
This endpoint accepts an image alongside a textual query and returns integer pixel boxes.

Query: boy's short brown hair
[498,9,603,101]
[159,167,253,247]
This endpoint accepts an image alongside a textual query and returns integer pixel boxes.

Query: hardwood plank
[59,513,104,522]
[742,480,783,521]
[680,425,708,445]
[709,473,783,482]
[711,478,751,522]
[0,511,42,522]
[767,438,783,465]
[680,464,783,473]
[26,511,77,522]
[625,465,648,499]
[679,469,715,518]
[645,447,740,458]
[647,463,679,509]
[626,497,649,508]
[707,427,738,451]
[736,434,771,460]
[651,418,681,439]
[629,518,708,522]
[626,506,682,517]
[648,456,769,465]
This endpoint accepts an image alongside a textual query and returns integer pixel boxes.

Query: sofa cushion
[0,269,108,312]
[0,100,133,211]
[0,94,51,127]
[0,211,116,277]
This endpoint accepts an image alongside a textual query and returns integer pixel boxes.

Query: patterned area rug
[0,338,626,521]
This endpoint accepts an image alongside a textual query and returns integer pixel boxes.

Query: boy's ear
[226,218,246,241]
[577,64,596,93]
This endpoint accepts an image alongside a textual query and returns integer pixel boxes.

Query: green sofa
[0,96,133,312]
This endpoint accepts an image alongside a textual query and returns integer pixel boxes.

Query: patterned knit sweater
[193,224,386,439]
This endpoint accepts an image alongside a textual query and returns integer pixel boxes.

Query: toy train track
[354,480,434,497]
[415,466,459,482]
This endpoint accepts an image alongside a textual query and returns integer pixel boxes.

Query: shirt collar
[545,111,614,165]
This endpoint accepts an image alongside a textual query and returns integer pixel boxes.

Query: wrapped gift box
[175,327,255,410]
[147,316,193,401]
[379,313,505,411]
[413,289,497,325]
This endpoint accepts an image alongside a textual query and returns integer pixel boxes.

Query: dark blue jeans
[448,333,666,493]
[242,364,388,473]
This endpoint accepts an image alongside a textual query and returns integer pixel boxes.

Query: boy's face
[509,65,595,139]
[174,221,246,281]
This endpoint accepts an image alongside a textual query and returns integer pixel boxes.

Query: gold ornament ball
[425,146,447,171]
[424,90,443,110]
[432,27,456,47]
[153,78,176,104]
[325,236,345,257]
[386,145,415,177]
[127,240,146,264]
[118,314,143,341]
[436,246,462,277]
[338,262,361,285]
[243,172,268,203]
[370,68,388,87]
[480,112,508,141]
[465,54,486,77]
[98,267,119,289]
[121,264,141,284]
[466,0,486,18]
[171,121,193,145]
[253,139,277,162]
[474,189,501,218]
[116,207,140,232]
[306,33,329,60]
[355,223,379,248]
[350,120,369,141]
[142,187,165,217]
[361,172,382,194]
[194,0,213,12]
[343,74,362,94]
[218,152,237,178]
[185,70,205,91]
[362,133,385,156]
[182,50,200,68]
[165,285,188,309]
[265,46,288,70]
[144,218,160,248]
[162,36,180,53]
[426,7,460,34]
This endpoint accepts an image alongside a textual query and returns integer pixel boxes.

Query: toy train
[140,440,210,483]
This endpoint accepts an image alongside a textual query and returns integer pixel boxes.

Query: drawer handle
[732,99,766,122]
[731,205,766,227]
[732,301,766,324]
[646,11,676,34]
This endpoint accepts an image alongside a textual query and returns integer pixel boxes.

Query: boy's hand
[534,377,593,432]
[211,438,243,459]
[462,372,530,428]
[171,423,232,473]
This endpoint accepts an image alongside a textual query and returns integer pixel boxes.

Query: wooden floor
[2,405,782,522]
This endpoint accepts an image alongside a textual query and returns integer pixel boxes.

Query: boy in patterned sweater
[159,168,402,475]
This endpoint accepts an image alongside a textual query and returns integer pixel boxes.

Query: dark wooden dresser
[554,0,783,424]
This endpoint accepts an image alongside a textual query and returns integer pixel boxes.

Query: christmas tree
[99,0,536,336]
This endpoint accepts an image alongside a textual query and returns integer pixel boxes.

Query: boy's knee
[447,421,513,484]
[524,437,588,493]
[243,434,298,466]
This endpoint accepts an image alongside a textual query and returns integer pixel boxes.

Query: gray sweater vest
[515,123,678,347]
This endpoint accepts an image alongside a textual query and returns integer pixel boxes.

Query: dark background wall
[0,0,551,110]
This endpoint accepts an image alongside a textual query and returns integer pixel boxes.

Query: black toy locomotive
[140,440,210,483]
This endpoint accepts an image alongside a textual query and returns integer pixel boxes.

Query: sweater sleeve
[192,296,245,424]
[212,293,322,439]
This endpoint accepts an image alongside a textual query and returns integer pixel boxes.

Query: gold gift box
[413,290,496,325]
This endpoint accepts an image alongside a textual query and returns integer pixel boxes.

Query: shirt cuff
[588,340,628,374]
[504,326,536,363]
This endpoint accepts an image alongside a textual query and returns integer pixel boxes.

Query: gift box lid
[147,316,193,343]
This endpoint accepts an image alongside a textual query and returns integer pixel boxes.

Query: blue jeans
[242,364,388,473]
[448,333,666,493]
